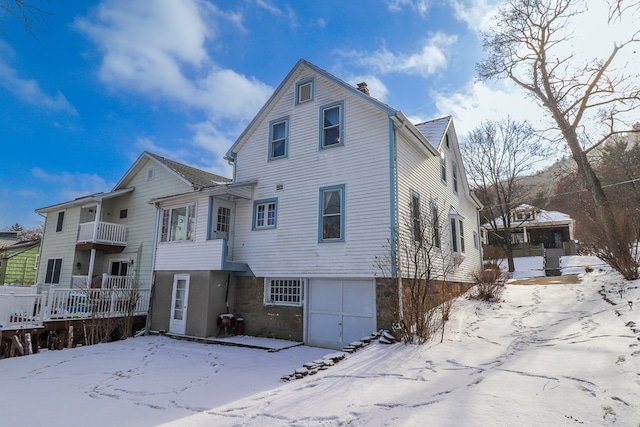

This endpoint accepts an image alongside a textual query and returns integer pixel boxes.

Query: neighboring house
[0,239,40,286]
[35,152,230,294]
[481,204,576,274]
[149,59,483,349]
[0,231,19,249]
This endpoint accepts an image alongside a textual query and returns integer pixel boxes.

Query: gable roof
[414,116,451,149]
[36,152,231,213]
[226,58,440,159]
[114,151,231,190]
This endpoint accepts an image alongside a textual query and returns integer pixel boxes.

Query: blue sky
[0,0,635,228]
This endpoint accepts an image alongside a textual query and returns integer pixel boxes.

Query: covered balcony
[76,221,127,252]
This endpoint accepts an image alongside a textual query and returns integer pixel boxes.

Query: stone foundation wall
[375,277,474,331]
[234,276,303,342]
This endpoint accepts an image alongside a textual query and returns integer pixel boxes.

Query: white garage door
[307,279,376,349]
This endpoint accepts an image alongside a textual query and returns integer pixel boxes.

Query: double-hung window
[440,151,447,183]
[264,278,304,306]
[320,101,344,149]
[160,204,196,242]
[319,184,345,242]
[269,117,289,160]
[253,199,277,230]
[45,258,62,284]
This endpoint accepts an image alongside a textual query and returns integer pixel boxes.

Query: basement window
[264,278,304,306]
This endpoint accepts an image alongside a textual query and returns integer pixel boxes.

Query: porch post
[522,226,528,243]
[86,249,96,288]
[86,203,102,288]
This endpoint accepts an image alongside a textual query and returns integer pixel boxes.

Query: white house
[148,59,483,349]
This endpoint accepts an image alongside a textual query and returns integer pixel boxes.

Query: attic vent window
[146,167,155,182]
[296,78,314,104]
[276,183,284,191]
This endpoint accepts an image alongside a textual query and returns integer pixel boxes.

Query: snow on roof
[414,116,451,149]
[485,204,574,228]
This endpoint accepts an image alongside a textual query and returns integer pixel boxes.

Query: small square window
[119,209,128,219]
[296,78,314,104]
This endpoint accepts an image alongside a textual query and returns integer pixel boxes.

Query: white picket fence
[0,287,150,330]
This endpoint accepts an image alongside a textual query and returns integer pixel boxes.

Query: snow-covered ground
[1,256,638,426]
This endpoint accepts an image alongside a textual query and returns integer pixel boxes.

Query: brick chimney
[357,82,369,95]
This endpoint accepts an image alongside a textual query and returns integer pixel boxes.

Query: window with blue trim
[295,78,314,104]
[319,185,345,241]
[269,117,289,160]
[320,102,344,148]
[253,199,277,229]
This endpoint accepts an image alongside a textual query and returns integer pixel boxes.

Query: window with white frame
[440,151,447,183]
[253,199,277,229]
[269,117,289,160]
[45,258,62,284]
[265,278,304,306]
[319,185,345,242]
[320,102,343,148]
[296,78,314,104]
[160,204,196,242]
[473,231,479,249]
[452,161,459,194]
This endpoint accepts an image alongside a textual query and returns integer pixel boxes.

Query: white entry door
[169,274,190,335]
[307,279,375,349]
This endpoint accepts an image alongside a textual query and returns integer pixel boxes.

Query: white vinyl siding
[231,68,391,278]
[396,129,481,282]
[155,194,231,271]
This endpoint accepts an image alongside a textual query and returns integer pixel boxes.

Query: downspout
[388,116,402,322]
[144,202,161,335]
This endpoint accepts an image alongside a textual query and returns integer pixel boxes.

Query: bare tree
[478,0,640,279]
[0,0,50,38]
[8,222,43,241]
[377,197,456,344]
[462,117,550,272]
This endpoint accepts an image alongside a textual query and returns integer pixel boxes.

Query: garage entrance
[307,279,376,349]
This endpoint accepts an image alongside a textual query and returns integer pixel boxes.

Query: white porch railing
[77,221,127,246]
[0,288,150,330]
[0,293,46,330]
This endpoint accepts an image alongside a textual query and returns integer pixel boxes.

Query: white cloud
[0,41,77,114]
[74,0,272,120]
[433,79,552,138]
[451,0,500,33]
[340,33,457,77]
[31,167,111,200]
[344,75,389,102]
[386,0,430,16]
[255,0,282,16]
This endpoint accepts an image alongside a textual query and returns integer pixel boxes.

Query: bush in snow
[470,265,508,302]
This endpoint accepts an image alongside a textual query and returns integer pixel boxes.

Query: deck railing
[77,221,127,246]
[0,288,150,330]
